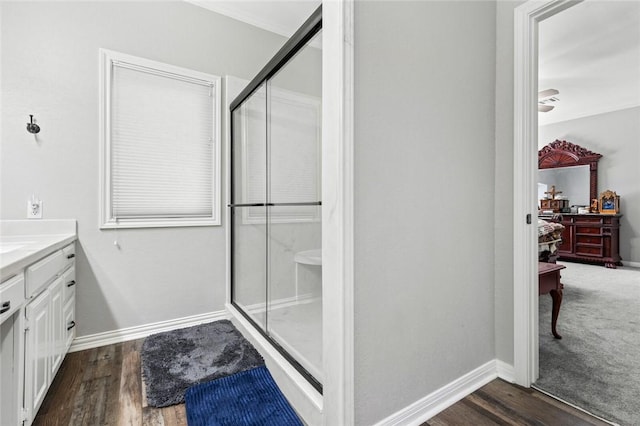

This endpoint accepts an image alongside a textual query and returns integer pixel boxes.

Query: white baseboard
[373,360,500,426]
[496,359,516,383]
[69,309,229,352]
[624,260,640,268]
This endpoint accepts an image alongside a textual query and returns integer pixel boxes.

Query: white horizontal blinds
[110,62,214,219]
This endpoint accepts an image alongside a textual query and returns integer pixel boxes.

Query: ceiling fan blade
[538,88,559,100]
[538,104,554,112]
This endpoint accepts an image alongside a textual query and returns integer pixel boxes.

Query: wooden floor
[33,340,188,426]
[35,340,609,426]
[425,380,609,426]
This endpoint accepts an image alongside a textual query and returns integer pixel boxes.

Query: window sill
[100,218,221,229]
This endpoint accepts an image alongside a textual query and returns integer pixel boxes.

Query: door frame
[322,0,355,424]
[512,0,582,387]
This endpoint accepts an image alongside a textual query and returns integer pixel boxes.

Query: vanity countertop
[0,220,77,281]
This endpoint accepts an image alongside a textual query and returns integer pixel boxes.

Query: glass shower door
[230,5,323,392]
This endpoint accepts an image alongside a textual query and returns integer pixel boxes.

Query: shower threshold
[233,295,323,393]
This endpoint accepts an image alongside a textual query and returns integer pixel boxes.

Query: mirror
[538,140,602,209]
[538,165,590,206]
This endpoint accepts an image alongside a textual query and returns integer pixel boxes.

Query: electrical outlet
[27,199,43,219]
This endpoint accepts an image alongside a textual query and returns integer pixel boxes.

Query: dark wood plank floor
[35,340,609,425]
[33,340,187,426]
[425,380,610,426]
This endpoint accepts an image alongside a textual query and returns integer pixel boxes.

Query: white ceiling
[187,1,639,127]
[539,1,640,125]
[186,0,320,38]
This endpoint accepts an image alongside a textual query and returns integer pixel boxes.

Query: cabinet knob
[67,321,76,331]
[0,301,10,314]
[67,280,76,287]
[67,253,75,259]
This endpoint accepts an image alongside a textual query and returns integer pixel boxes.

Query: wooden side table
[538,262,566,339]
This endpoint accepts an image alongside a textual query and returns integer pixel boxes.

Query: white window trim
[99,48,221,229]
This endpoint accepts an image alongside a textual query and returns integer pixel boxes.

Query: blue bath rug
[185,366,303,426]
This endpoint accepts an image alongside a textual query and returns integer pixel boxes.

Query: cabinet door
[49,278,64,376]
[1,311,25,426]
[25,289,50,425]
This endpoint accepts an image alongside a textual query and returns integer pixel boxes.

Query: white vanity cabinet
[22,242,76,426]
[0,219,76,425]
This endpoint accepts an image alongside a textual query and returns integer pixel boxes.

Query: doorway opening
[515,1,640,424]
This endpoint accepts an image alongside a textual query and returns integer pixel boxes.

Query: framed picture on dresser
[599,190,620,214]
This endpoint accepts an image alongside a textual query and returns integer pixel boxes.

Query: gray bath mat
[140,319,264,407]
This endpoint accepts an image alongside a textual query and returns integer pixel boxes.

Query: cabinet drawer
[62,243,76,269]
[576,245,603,257]
[0,272,25,323]
[576,235,602,245]
[61,266,76,305]
[576,217,603,224]
[26,250,64,298]
[576,226,601,235]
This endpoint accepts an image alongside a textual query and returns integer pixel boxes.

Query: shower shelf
[294,249,322,266]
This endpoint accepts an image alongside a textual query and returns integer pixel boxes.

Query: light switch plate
[27,199,43,219]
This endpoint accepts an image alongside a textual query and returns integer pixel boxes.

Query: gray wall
[539,106,640,263]
[0,1,286,337]
[353,2,497,424]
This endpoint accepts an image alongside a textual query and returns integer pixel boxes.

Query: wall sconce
[26,115,40,134]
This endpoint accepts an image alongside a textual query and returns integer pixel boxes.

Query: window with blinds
[99,49,221,228]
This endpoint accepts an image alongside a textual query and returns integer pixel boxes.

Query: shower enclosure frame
[229,6,323,393]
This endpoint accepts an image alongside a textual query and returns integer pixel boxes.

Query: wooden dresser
[555,213,622,268]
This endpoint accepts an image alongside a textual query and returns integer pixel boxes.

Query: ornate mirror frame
[538,139,602,203]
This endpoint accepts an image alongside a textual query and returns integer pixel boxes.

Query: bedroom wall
[0,1,286,337]
[353,1,497,424]
[539,106,640,264]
